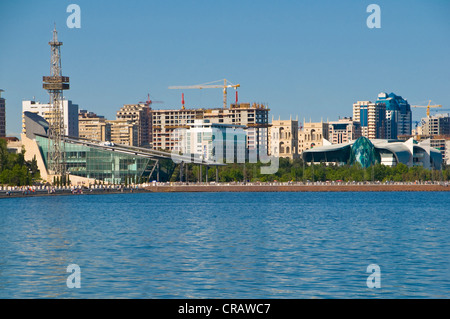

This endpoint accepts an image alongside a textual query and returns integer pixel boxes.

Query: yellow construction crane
[169,79,240,109]
[411,100,442,118]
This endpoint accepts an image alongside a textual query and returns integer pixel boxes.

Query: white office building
[22,99,79,137]
[179,119,247,163]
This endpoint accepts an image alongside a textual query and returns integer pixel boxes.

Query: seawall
[145,184,450,192]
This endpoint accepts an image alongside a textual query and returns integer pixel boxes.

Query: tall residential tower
[353,100,386,139]
[376,92,412,139]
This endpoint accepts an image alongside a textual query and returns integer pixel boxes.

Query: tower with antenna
[42,25,70,179]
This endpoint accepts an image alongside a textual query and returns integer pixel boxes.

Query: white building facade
[22,100,79,137]
[179,119,247,163]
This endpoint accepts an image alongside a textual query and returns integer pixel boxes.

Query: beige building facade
[151,103,270,155]
[116,104,152,147]
[353,100,386,139]
[107,119,138,147]
[298,120,329,154]
[269,119,299,160]
[78,110,111,142]
[328,117,361,144]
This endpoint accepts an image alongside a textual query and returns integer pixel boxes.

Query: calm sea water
[0,192,449,299]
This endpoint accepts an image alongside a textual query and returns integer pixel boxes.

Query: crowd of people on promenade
[1,179,448,198]
[0,183,144,197]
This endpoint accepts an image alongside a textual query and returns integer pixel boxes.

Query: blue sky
[1,0,449,136]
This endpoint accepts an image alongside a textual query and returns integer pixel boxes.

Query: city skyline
[1,0,449,137]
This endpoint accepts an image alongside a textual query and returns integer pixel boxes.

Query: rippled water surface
[0,192,449,298]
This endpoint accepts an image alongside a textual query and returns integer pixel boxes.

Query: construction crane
[168,79,240,109]
[411,100,442,118]
[139,93,163,108]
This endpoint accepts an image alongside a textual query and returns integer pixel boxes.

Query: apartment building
[116,104,152,147]
[298,120,329,154]
[328,117,361,144]
[78,110,111,142]
[269,119,299,160]
[353,100,386,139]
[107,119,138,147]
[151,102,270,156]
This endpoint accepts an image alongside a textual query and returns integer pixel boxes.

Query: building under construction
[151,102,270,157]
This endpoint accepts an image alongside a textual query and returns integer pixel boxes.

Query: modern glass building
[35,135,152,184]
[303,136,442,169]
[23,111,155,184]
[376,92,412,139]
[348,136,381,168]
[180,119,247,163]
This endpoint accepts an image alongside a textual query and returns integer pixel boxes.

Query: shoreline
[2,183,449,198]
[144,184,450,193]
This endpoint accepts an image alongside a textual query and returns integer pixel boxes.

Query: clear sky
[1,0,449,137]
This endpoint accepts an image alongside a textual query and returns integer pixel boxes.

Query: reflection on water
[0,192,449,298]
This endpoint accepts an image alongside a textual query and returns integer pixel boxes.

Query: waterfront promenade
[1,181,449,198]
[145,182,450,193]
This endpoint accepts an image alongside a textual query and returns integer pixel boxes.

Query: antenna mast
[42,26,70,179]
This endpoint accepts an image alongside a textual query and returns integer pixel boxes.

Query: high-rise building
[204,103,270,157]
[0,90,5,137]
[269,119,299,159]
[298,120,329,154]
[78,110,111,142]
[421,113,450,136]
[328,117,361,144]
[107,119,138,146]
[353,101,386,139]
[151,108,204,150]
[376,92,412,139]
[116,104,152,147]
[22,100,79,137]
[180,119,247,163]
[151,102,270,156]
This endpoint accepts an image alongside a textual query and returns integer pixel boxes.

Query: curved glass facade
[302,137,442,169]
[350,137,380,168]
[36,135,152,183]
